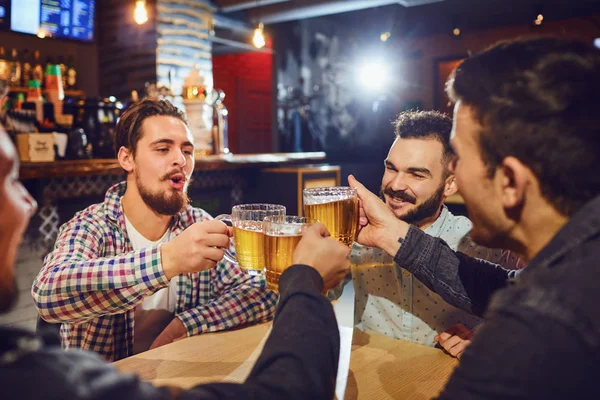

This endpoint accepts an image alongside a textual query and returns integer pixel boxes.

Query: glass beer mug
[303,186,359,247]
[216,204,286,275]
[263,215,315,292]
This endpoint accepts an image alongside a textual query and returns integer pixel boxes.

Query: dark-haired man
[330,111,521,358]
[32,99,277,361]
[351,36,600,398]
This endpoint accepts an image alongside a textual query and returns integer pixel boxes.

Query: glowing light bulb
[134,0,148,25]
[253,22,266,49]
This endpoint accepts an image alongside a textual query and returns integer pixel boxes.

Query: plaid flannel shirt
[32,182,278,361]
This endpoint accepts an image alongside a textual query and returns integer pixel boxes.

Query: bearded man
[331,111,522,358]
[32,99,277,361]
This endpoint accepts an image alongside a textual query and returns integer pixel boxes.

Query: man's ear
[499,156,529,209]
[444,175,458,197]
[118,147,134,173]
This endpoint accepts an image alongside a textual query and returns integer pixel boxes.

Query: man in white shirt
[331,110,522,358]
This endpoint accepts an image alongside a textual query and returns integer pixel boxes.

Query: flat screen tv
[8,0,95,42]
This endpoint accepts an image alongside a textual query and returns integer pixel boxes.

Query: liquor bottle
[32,50,44,87]
[66,55,77,90]
[8,48,21,87]
[0,46,8,81]
[22,49,32,87]
[58,56,67,89]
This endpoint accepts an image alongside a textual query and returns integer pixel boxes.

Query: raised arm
[32,212,170,324]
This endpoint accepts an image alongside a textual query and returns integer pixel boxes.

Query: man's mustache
[382,187,417,204]
[161,169,187,181]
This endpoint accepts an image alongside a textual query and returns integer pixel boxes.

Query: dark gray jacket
[395,195,600,399]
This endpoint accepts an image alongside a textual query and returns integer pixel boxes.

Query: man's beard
[381,183,445,225]
[0,275,18,314]
[136,173,190,216]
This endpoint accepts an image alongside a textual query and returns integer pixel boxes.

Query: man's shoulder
[63,202,111,230]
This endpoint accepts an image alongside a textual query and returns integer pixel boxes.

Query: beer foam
[235,220,263,232]
[304,194,354,205]
[267,223,304,236]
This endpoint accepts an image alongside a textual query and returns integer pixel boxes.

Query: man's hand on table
[150,317,187,350]
[434,323,474,360]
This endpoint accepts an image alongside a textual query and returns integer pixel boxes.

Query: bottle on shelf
[14,92,25,110]
[0,46,9,81]
[32,50,44,87]
[66,55,77,90]
[22,49,32,88]
[26,79,44,122]
[45,64,64,117]
[8,48,21,87]
[58,56,67,90]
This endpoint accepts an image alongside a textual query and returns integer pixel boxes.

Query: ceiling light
[380,32,391,42]
[253,22,266,48]
[134,0,148,25]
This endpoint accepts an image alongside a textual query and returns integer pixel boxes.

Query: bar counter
[20,152,327,179]
[22,152,329,247]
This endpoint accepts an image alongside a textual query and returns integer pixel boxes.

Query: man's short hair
[446,37,600,216]
[393,110,454,176]
[115,99,189,155]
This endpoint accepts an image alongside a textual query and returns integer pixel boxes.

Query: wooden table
[114,323,458,399]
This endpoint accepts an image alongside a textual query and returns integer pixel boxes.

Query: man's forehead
[390,137,444,157]
[140,116,194,144]
[452,102,479,146]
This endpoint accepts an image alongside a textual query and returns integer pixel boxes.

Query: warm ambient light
[534,14,543,26]
[253,22,266,49]
[134,0,148,25]
[453,27,461,36]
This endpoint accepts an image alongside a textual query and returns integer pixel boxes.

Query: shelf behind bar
[9,87,86,98]
[19,152,327,180]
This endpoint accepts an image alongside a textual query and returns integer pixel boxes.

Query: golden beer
[232,221,265,273]
[264,233,302,292]
[304,197,358,246]
[216,204,286,275]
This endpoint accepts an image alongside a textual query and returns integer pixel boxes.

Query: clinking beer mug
[303,186,359,247]
[216,204,286,275]
[263,215,315,292]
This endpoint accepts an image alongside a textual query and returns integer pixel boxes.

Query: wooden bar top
[20,152,327,180]
[114,323,458,399]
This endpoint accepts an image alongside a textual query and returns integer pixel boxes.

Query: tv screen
[10,0,94,42]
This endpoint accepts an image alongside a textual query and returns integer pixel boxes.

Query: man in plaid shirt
[32,99,278,361]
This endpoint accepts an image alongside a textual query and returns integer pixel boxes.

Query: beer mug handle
[215,214,237,265]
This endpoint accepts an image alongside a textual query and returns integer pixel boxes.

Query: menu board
[0,0,9,31]
[10,0,95,41]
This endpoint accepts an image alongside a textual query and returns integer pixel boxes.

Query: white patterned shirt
[335,206,524,346]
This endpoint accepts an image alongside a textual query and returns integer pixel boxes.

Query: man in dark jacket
[349,36,600,399]
[0,126,350,399]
